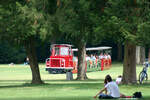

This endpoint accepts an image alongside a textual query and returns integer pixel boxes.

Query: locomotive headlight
[61,59,65,67]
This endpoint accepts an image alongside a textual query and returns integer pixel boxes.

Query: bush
[0,42,26,64]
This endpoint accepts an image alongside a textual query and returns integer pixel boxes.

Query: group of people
[94,75,142,99]
[86,53,111,69]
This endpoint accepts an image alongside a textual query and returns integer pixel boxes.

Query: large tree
[102,0,150,84]
[0,0,46,84]
[58,0,91,80]
[0,0,62,84]
[56,0,107,80]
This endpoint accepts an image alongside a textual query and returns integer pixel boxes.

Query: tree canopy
[101,0,150,84]
[0,0,150,84]
[0,0,57,84]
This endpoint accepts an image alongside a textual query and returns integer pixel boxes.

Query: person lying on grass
[93,75,131,99]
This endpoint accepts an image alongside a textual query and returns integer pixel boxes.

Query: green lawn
[0,63,150,100]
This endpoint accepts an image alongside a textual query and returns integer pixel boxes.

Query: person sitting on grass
[116,75,122,84]
[93,75,131,99]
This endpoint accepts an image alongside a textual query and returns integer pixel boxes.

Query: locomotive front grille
[50,59,61,67]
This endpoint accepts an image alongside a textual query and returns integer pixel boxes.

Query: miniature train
[46,44,112,74]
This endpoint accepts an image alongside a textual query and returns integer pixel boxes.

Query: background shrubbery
[0,42,26,64]
[0,41,50,64]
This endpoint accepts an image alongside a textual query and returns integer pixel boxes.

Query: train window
[60,47,69,56]
[69,47,72,55]
[55,47,60,56]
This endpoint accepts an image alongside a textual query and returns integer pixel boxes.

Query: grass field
[0,63,150,100]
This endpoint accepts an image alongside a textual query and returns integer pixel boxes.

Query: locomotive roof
[51,44,73,47]
[72,46,112,51]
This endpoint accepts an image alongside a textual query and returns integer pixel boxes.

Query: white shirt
[105,81,120,98]
[116,77,122,84]
[91,56,96,61]
[99,55,104,59]
[86,56,90,61]
[108,55,111,59]
[103,55,108,59]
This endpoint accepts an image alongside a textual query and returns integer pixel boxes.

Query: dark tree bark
[57,0,60,7]
[148,49,150,62]
[140,47,145,64]
[122,41,137,84]
[76,42,88,80]
[117,44,123,61]
[136,46,145,64]
[24,36,43,84]
[136,46,140,64]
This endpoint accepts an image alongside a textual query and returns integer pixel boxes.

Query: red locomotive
[46,44,74,74]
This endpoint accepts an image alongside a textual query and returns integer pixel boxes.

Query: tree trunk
[140,47,145,64]
[122,41,137,84]
[76,42,88,80]
[136,46,145,64]
[117,44,122,61]
[24,36,43,84]
[57,0,61,7]
[148,49,150,62]
[136,46,140,64]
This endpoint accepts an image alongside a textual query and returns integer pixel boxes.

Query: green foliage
[38,0,62,42]
[0,0,49,45]
[57,0,103,46]
[0,0,150,63]
[100,0,150,45]
[137,22,150,46]
[0,42,26,64]
[0,0,59,64]
[94,16,124,44]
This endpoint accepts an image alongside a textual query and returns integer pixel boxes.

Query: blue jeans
[99,93,114,99]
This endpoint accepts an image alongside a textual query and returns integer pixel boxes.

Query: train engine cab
[46,44,74,74]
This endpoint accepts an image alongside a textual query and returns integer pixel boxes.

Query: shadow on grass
[119,82,150,88]
[0,78,104,86]
[0,96,95,100]
[0,80,104,89]
[1,96,150,100]
[142,96,150,100]
[1,79,149,90]
[45,79,104,83]
[0,78,103,82]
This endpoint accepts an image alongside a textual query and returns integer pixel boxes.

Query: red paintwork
[46,44,74,70]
